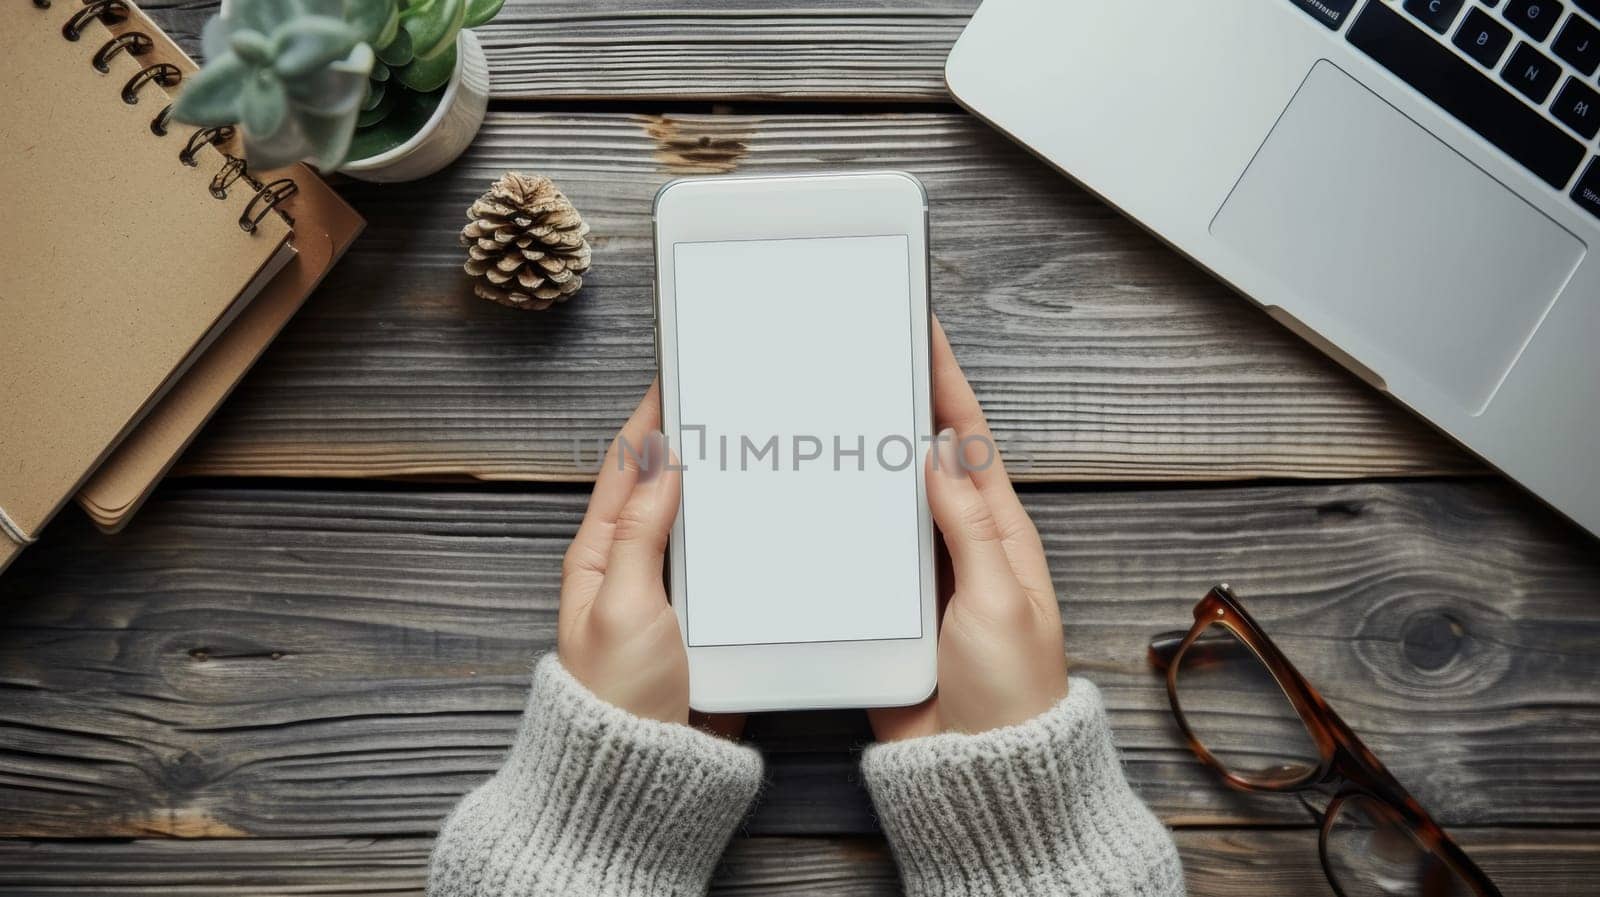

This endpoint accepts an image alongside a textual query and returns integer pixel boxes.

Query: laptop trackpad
[1211,61,1584,414]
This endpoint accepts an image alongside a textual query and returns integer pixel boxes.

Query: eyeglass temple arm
[1147,631,1188,672]
[1147,627,1253,673]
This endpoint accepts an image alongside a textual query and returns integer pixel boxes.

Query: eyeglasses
[1147,584,1501,897]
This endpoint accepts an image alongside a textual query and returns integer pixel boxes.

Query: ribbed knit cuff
[428,655,763,897]
[861,679,1184,897]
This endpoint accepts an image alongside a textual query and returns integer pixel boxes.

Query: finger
[935,535,954,617]
[868,702,940,742]
[930,318,1054,602]
[931,317,1026,523]
[926,429,1023,615]
[587,381,664,526]
[930,317,1020,509]
[564,382,663,597]
[594,435,682,618]
[691,711,747,741]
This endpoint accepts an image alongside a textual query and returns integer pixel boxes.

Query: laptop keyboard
[1290,0,1600,220]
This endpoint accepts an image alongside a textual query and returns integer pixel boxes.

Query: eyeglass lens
[1323,793,1476,897]
[1174,621,1481,895]
[1174,621,1321,787]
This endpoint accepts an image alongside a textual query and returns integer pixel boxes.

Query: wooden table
[3,2,1597,893]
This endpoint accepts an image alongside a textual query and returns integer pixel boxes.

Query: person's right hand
[869,318,1069,741]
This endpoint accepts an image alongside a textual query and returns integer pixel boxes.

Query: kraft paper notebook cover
[77,182,364,532]
[0,0,298,573]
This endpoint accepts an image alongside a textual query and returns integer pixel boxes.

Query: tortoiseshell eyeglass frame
[1147,584,1502,897]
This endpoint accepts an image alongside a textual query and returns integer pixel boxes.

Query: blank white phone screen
[671,234,924,647]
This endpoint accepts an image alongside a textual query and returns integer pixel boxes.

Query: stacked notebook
[0,0,364,572]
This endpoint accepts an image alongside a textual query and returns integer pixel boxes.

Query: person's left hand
[868,317,1068,741]
[557,380,691,725]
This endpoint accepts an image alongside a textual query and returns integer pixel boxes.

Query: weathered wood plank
[141,1,973,102]
[161,112,1469,482]
[0,479,1592,838]
[0,830,1595,895]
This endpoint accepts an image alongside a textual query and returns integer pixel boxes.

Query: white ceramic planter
[341,30,490,183]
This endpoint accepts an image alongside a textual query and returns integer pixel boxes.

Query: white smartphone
[652,172,937,712]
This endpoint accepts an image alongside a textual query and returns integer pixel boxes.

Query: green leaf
[400,0,464,61]
[300,107,358,169]
[360,79,385,111]
[284,42,373,115]
[296,0,344,18]
[227,28,273,66]
[242,124,309,171]
[462,0,503,28]
[373,2,400,49]
[345,0,395,46]
[236,0,295,36]
[377,25,412,66]
[201,15,231,62]
[396,0,431,23]
[356,82,396,127]
[395,41,453,92]
[240,70,289,139]
[346,86,442,163]
[172,52,250,127]
[370,59,390,82]
[271,16,361,79]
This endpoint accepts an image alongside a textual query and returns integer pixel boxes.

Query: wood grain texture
[0,479,1592,839]
[140,1,974,102]
[155,112,1471,482]
[0,829,1595,896]
[42,10,1592,897]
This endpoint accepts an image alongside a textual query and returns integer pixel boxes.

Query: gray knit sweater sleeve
[861,679,1185,897]
[427,655,763,897]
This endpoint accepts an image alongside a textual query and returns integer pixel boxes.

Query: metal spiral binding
[240,179,298,234]
[121,62,179,104]
[90,30,151,72]
[61,0,127,41]
[179,125,234,166]
[151,103,174,136]
[210,155,264,200]
[46,0,299,235]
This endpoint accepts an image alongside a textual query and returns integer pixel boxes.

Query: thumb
[595,433,681,616]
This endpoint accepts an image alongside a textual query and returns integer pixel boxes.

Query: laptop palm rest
[1211,61,1584,415]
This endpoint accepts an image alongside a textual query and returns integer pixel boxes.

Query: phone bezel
[651,171,937,712]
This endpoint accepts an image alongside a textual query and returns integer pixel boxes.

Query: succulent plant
[350,0,504,161]
[174,0,505,171]
[174,0,374,170]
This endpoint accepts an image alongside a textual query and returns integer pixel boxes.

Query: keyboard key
[1347,3,1585,188]
[1455,8,1515,66]
[1551,14,1600,75]
[1285,0,1358,29]
[1503,42,1562,102]
[1552,77,1600,136]
[1572,158,1600,220]
[1406,0,1465,32]
[1503,0,1564,41]
[1573,0,1600,17]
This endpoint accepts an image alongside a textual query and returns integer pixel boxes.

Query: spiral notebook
[0,0,300,572]
[75,176,364,534]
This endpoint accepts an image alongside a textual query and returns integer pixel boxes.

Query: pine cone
[461,173,592,310]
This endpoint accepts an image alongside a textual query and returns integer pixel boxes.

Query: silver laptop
[948,0,1600,536]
